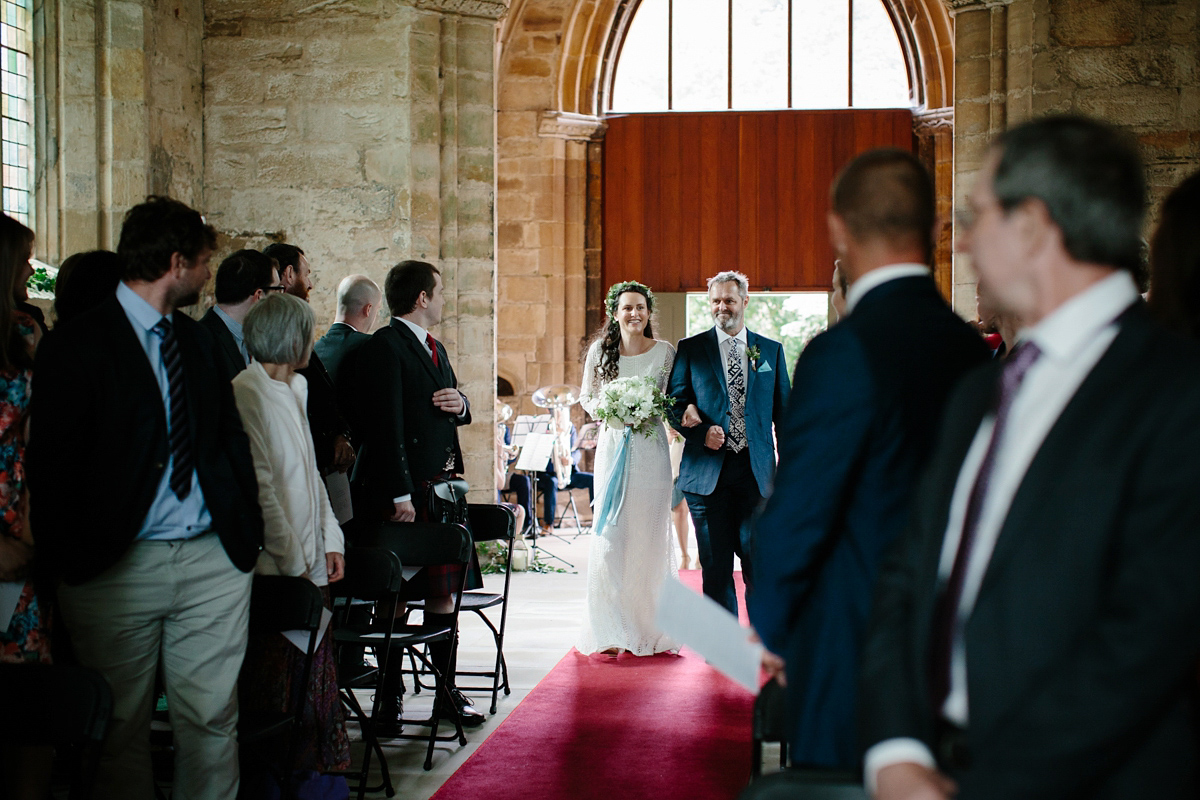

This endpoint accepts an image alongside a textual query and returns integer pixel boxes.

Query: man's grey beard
[714,312,742,333]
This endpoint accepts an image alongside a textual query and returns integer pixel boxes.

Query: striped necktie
[152,317,193,499]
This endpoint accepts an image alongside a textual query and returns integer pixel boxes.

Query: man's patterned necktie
[152,317,193,499]
[726,338,747,452]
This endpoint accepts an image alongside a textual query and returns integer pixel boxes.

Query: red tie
[426,333,439,368]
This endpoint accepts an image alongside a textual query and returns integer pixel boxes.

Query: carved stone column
[914,108,955,301]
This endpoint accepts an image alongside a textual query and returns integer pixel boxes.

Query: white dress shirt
[714,325,749,391]
[844,263,930,316]
[864,271,1140,792]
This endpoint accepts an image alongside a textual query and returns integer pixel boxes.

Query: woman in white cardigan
[233,292,350,775]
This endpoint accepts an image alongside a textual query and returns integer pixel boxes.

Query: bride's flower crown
[605,280,656,320]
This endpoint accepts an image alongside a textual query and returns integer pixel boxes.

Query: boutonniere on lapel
[746,344,770,372]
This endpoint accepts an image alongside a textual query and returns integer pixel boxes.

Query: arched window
[612,0,910,112]
[1,0,32,224]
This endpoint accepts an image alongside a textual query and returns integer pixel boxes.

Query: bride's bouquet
[591,376,674,437]
[590,376,674,539]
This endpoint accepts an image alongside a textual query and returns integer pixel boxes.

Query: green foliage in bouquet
[592,375,674,437]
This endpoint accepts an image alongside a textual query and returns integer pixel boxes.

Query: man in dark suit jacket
[28,197,264,800]
[198,248,280,379]
[750,149,989,770]
[314,273,381,384]
[349,259,484,729]
[264,242,355,475]
[861,116,1200,800]
[668,271,791,617]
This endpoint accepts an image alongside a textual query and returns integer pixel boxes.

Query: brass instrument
[532,383,580,485]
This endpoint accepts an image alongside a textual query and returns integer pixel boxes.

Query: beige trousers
[59,532,253,800]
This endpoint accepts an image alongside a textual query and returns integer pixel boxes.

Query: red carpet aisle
[429,570,753,800]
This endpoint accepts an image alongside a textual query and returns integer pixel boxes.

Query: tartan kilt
[401,483,483,600]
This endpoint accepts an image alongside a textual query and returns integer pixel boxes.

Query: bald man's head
[335,274,383,332]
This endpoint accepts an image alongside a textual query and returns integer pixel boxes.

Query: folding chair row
[332,519,474,799]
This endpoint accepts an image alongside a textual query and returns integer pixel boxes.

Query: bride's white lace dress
[577,339,678,656]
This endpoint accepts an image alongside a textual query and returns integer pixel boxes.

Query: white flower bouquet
[591,375,673,437]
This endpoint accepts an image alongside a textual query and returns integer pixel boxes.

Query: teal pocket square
[757,362,773,373]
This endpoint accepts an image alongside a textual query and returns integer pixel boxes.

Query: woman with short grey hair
[232,292,351,777]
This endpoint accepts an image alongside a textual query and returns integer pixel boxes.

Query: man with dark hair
[199,249,280,378]
[350,259,485,731]
[862,116,1200,800]
[262,242,354,475]
[28,196,264,800]
[750,148,988,770]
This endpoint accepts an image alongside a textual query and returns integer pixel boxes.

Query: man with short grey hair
[863,116,1200,799]
[667,270,791,618]
[315,274,381,384]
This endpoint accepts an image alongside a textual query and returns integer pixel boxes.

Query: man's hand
[0,536,32,582]
[432,388,465,415]
[761,650,786,686]
[875,763,957,800]
[681,404,702,428]
[326,552,346,583]
[704,425,726,450]
[391,500,416,522]
[331,434,356,474]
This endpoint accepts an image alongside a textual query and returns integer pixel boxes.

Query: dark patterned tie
[726,338,747,452]
[928,341,1042,713]
[426,333,440,368]
[152,317,193,500]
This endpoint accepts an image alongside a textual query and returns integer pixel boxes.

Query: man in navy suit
[668,271,791,617]
[750,149,989,769]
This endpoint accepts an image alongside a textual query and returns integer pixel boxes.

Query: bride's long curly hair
[589,280,657,385]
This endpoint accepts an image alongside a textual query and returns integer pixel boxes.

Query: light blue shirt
[212,303,250,364]
[116,282,213,541]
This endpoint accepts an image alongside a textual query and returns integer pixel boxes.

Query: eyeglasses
[265,285,286,293]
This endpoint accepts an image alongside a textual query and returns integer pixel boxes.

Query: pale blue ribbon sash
[592,427,633,539]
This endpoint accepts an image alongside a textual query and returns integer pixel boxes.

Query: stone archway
[495,0,958,414]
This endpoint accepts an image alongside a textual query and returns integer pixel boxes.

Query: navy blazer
[198,306,247,380]
[314,321,370,386]
[863,303,1200,797]
[28,295,264,584]
[750,274,988,767]
[667,328,791,497]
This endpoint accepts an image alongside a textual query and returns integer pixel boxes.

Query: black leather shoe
[435,688,486,727]
[372,694,404,738]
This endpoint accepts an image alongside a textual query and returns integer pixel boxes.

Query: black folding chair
[409,503,516,713]
[738,769,867,800]
[331,546,404,799]
[238,575,325,793]
[354,521,473,771]
[0,663,112,800]
[752,678,789,777]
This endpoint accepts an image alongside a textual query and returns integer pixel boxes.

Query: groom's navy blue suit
[668,327,790,615]
[750,273,989,769]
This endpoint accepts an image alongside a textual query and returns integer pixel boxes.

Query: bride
[578,280,678,656]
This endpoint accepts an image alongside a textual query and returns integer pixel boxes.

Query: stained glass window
[1,0,32,225]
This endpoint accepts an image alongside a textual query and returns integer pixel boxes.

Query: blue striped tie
[152,317,193,500]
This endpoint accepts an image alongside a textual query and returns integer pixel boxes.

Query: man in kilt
[350,259,485,732]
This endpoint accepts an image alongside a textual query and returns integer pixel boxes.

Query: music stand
[514,427,574,568]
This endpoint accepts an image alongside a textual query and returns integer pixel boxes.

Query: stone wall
[203,0,503,498]
[949,0,1200,314]
[33,0,206,263]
